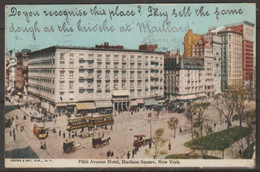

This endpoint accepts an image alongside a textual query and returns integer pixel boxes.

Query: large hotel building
[28,43,164,113]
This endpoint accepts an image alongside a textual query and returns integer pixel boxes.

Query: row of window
[60,53,163,61]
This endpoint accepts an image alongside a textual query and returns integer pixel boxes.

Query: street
[5,98,256,159]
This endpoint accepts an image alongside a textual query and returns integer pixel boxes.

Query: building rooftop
[29,45,166,56]
[209,20,255,31]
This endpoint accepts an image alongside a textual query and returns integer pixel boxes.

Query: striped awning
[85,102,96,110]
[195,94,200,98]
[136,99,144,104]
[76,103,87,110]
[95,101,113,108]
[145,99,158,106]
[130,101,138,107]
[112,90,130,97]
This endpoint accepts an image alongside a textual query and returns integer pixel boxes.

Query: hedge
[242,143,255,159]
[165,154,190,159]
[184,126,251,150]
[165,154,220,159]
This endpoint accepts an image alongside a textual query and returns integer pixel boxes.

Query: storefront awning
[85,102,96,110]
[76,103,87,110]
[145,99,158,106]
[112,90,130,97]
[130,101,138,107]
[158,100,165,104]
[199,93,207,97]
[56,104,67,107]
[95,101,113,108]
[136,99,144,104]
[176,95,196,100]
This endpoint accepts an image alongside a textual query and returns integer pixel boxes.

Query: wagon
[133,135,146,148]
[63,141,75,154]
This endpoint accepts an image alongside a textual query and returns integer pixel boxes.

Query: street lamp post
[148,119,152,139]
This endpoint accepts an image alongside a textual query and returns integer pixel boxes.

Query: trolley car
[67,114,114,131]
[33,123,47,139]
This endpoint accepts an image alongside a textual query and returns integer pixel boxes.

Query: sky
[5,3,256,55]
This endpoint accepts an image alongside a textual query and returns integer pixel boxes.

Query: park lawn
[5,146,39,158]
[184,126,251,150]
[242,143,255,159]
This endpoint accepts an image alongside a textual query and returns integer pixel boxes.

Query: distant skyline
[5,4,256,54]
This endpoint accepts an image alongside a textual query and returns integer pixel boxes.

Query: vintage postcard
[4,3,256,168]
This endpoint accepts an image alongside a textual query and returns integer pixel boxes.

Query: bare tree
[167,117,179,138]
[184,102,197,140]
[145,128,168,159]
[233,86,250,130]
[212,89,236,141]
[193,102,210,156]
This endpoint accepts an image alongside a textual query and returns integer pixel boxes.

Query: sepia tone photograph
[4,3,256,168]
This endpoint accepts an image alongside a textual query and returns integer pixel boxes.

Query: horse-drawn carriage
[133,135,153,148]
[92,137,111,148]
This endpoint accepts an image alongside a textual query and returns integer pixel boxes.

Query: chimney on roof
[104,42,109,47]
[139,44,158,51]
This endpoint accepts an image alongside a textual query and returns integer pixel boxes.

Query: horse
[102,137,111,146]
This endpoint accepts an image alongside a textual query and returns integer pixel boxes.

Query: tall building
[15,49,30,94]
[8,50,17,89]
[5,53,10,91]
[203,32,222,95]
[218,29,243,91]
[164,51,182,101]
[164,55,206,103]
[226,21,255,87]
[184,30,201,57]
[192,37,215,97]
[28,43,164,113]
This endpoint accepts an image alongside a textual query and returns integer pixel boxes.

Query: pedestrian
[13,129,15,135]
[134,147,137,154]
[132,149,135,158]
[179,127,182,133]
[59,130,61,136]
[44,142,47,149]
[214,123,216,128]
[63,132,65,138]
[168,142,171,151]
[9,130,12,137]
[40,142,44,149]
[13,133,16,141]
[69,132,71,139]
[127,151,130,159]
[111,151,114,157]
[149,142,152,149]
[107,150,110,158]
[15,124,18,130]
[239,149,242,157]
